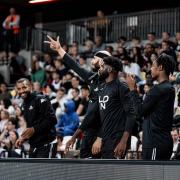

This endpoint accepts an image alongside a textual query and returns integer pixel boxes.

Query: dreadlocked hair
[156,52,176,76]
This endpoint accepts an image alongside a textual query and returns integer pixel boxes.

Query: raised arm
[126,74,160,117]
[44,35,93,82]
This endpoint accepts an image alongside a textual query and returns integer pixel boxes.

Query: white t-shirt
[124,63,141,78]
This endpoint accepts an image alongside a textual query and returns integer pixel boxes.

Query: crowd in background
[0,8,180,159]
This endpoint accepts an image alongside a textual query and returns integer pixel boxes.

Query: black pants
[3,30,20,53]
[29,143,57,158]
[102,136,130,159]
[80,133,101,159]
[143,144,173,160]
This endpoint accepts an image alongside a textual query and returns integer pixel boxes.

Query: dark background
[0,0,180,26]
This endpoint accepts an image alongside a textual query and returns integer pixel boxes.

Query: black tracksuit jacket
[130,81,175,149]
[22,93,57,148]
[62,53,101,135]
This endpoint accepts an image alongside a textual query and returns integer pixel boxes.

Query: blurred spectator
[56,100,79,137]
[117,36,128,49]
[93,35,106,53]
[51,70,61,92]
[9,52,27,84]
[143,43,155,63]
[161,32,176,50]
[131,36,142,49]
[61,71,74,92]
[161,41,177,61]
[67,76,81,99]
[43,53,54,74]
[0,98,15,117]
[76,85,89,117]
[69,44,80,61]
[0,82,11,101]
[71,88,81,111]
[0,110,9,133]
[31,59,46,87]
[7,117,17,132]
[31,53,44,69]
[115,46,128,60]
[54,56,69,78]
[86,10,111,41]
[2,7,20,53]
[146,32,159,49]
[78,55,91,71]
[171,128,179,159]
[6,130,22,157]
[33,81,42,93]
[83,39,94,58]
[175,32,180,52]
[130,47,145,68]
[51,87,68,118]
[123,56,141,78]
[142,80,154,100]
[43,84,56,100]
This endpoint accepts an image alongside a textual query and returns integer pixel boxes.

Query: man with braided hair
[126,53,176,160]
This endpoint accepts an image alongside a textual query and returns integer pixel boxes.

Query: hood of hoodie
[64,100,75,114]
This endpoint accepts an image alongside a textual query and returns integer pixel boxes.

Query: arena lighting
[29,0,57,4]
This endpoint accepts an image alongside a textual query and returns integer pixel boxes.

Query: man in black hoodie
[15,78,57,158]
[45,36,111,158]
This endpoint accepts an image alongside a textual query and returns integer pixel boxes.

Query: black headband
[94,52,109,59]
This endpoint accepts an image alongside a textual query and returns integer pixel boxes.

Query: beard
[20,91,31,99]
[98,69,109,80]
[91,63,100,72]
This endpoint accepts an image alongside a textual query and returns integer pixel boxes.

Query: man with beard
[44,36,111,158]
[126,53,176,160]
[97,56,135,159]
[15,78,57,158]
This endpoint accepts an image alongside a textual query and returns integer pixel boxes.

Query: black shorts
[80,132,101,159]
[29,142,57,158]
[142,144,173,160]
[101,136,130,159]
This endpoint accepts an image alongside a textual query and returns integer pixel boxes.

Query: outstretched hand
[44,35,61,51]
[44,35,66,58]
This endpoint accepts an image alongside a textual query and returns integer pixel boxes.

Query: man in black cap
[45,36,111,158]
[97,56,135,159]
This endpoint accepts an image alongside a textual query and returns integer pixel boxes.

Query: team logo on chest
[99,95,109,110]
[29,105,33,110]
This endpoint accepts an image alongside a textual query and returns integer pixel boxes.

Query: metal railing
[67,7,180,44]
[1,7,180,52]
